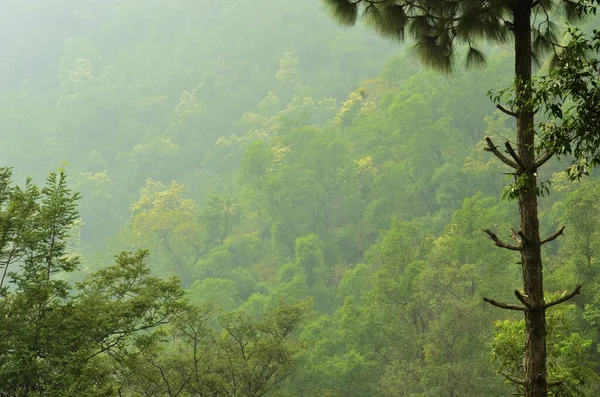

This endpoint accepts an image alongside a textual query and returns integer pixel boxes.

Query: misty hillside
[0,1,599,396]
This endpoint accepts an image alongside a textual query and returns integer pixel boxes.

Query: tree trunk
[513,4,547,397]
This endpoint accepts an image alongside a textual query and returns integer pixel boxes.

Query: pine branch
[545,285,582,309]
[484,137,518,169]
[483,297,525,311]
[541,226,565,245]
[482,229,521,251]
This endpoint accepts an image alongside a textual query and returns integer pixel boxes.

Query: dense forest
[1,0,600,396]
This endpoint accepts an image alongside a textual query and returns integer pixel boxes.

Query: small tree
[322,1,599,396]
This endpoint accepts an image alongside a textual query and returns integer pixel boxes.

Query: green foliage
[535,27,600,180]
[122,299,310,397]
[0,168,80,295]
[323,0,589,72]
[492,302,598,396]
[0,170,186,396]
[4,1,600,394]
[0,168,314,396]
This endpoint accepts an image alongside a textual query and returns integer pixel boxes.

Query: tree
[322,1,598,396]
[0,168,186,395]
[114,179,204,286]
[122,300,309,397]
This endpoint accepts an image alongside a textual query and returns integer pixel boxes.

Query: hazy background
[1,1,600,396]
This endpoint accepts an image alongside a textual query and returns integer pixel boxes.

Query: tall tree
[322,1,597,396]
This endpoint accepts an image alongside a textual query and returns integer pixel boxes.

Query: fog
[0,1,599,396]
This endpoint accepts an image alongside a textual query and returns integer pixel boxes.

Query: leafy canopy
[535,27,600,179]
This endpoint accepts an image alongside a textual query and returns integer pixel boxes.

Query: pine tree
[322,1,598,396]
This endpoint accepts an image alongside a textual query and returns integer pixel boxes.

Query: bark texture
[515,4,547,396]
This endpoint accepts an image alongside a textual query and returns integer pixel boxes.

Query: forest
[1,0,600,396]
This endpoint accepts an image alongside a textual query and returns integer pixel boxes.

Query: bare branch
[484,137,518,169]
[500,372,526,385]
[545,285,582,309]
[514,290,530,307]
[482,229,521,251]
[496,104,519,118]
[483,297,526,311]
[541,226,565,245]
[509,228,522,244]
[517,230,529,245]
[535,150,554,168]
[504,142,526,170]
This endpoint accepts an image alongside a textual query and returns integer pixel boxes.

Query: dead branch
[509,228,521,244]
[535,150,554,168]
[496,104,519,118]
[514,290,530,307]
[483,297,526,311]
[482,229,521,251]
[484,137,518,169]
[541,226,565,245]
[545,285,582,309]
[504,142,526,170]
[517,230,529,245]
[500,372,526,385]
